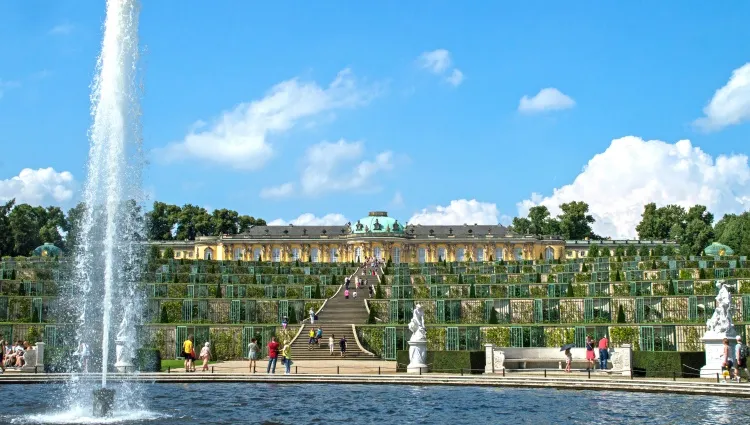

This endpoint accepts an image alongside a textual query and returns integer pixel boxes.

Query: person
[282,316,288,330]
[353,290,358,299]
[75,342,91,373]
[267,336,280,374]
[585,336,595,370]
[564,348,572,373]
[328,334,335,356]
[735,335,749,383]
[369,285,374,298]
[722,337,733,383]
[598,335,609,371]
[309,308,315,325]
[345,279,350,290]
[315,327,323,347]
[248,338,259,373]
[199,342,211,372]
[339,336,347,357]
[308,329,316,350]
[281,342,293,375]
[183,334,194,372]
[344,289,350,299]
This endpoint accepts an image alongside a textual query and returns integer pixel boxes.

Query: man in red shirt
[598,335,609,370]
[266,336,280,374]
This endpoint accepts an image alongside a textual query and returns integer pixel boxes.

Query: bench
[19,342,45,373]
[484,344,635,374]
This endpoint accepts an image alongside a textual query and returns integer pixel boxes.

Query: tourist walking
[564,348,572,373]
[281,342,293,375]
[183,334,195,372]
[308,329,316,350]
[353,290,358,299]
[315,327,323,347]
[199,342,211,372]
[368,285,374,298]
[585,336,595,370]
[309,307,316,324]
[266,336,280,374]
[598,335,609,371]
[0,340,5,373]
[344,289,350,299]
[248,338,259,373]
[735,335,750,383]
[339,336,347,357]
[722,338,733,382]
[282,316,288,330]
[329,334,335,356]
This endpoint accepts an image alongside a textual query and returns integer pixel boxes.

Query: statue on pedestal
[407,304,428,373]
[115,314,135,373]
[701,280,737,377]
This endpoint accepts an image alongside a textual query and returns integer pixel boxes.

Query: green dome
[704,242,734,256]
[352,211,404,234]
[33,243,62,257]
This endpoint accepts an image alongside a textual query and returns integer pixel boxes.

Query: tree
[558,201,595,240]
[314,282,322,299]
[488,307,499,324]
[148,245,161,262]
[714,212,750,256]
[163,247,175,259]
[458,273,464,285]
[0,199,14,256]
[614,246,625,257]
[238,215,261,233]
[625,245,637,257]
[614,270,621,282]
[587,244,600,258]
[9,204,44,256]
[216,280,222,298]
[636,203,686,240]
[652,245,664,257]
[567,283,574,297]
[600,247,611,257]
[667,278,675,295]
[375,284,384,299]
[160,306,169,323]
[367,306,377,324]
[671,205,714,255]
[616,305,626,323]
[535,273,542,283]
[176,204,213,240]
[638,246,650,257]
[510,217,531,235]
[469,280,476,298]
[63,202,86,252]
[211,208,240,235]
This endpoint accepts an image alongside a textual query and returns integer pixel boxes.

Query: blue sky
[1,1,750,237]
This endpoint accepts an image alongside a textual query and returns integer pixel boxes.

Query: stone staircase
[289,265,381,360]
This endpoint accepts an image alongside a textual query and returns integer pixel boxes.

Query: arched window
[514,247,523,261]
[311,248,320,263]
[234,247,243,260]
[476,248,484,262]
[355,247,363,263]
[373,247,382,260]
[418,248,426,264]
[495,248,504,261]
[291,248,300,261]
[392,248,401,264]
[457,248,465,262]
[330,248,338,263]
[545,247,555,260]
[254,248,262,261]
[438,247,447,262]
[272,248,281,262]
[204,248,214,260]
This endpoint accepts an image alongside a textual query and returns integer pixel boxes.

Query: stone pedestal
[407,340,428,373]
[484,344,505,374]
[610,344,632,377]
[114,338,134,373]
[701,334,736,378]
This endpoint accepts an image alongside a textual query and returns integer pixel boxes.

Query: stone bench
[484,344,633,376]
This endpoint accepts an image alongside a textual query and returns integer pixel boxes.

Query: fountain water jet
[66,0,144,417]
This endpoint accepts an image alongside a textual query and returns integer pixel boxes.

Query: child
[353,290,358,299]
[564,348,572,373]
[344,289,350,299]
[199,342,211,372]
[282,316,288,330]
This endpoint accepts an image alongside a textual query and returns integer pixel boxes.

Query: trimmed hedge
[632,351,705,378]
[396,350,485,374]
[136,349,162,372]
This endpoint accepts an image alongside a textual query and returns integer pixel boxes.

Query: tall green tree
[671,205,714,255]
[64,203,86,252]
[176,204,213,240]
[714,212,750,256]
[211,208,240,235]
[558,201,595,240]
[636,203,687,240]
[0,199,14,256]
[510,217,531,234]
[145,201,181,240]
[9,204,43,256]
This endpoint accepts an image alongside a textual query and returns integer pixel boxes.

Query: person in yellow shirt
[183,335,194,372]
[308,329,316,350]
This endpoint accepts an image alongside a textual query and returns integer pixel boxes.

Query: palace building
[153,211,677,263]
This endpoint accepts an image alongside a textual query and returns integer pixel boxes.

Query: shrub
[632,351,705,378]
[616,305,626,323]
[136,349,162,372]
[163,247,175,259]
[396,350,485,373]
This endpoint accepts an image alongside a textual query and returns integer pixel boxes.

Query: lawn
[160,359,217,372]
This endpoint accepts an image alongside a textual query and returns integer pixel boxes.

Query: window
[476,248,484,262]
[254,248,262,261]
[495,248,504,261]
[456,248,465,262]
[272,248,281,262]
[291,248,300,261]
[204,248,213,260]
[545,247,554,260]
[355,247,363,262]
[234,247,243,261]
[311,248,320,263]
[438,247,447,262]
[330,248,338,263]
[392,248,401,264]
[514,248,523,260]
[374,247,382,260]
[418,248,426,264]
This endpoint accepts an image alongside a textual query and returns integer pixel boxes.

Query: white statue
[706,280,735,337]
[408,304,426,342]
[115,314,134,372]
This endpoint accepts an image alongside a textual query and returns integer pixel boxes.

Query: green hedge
[632,351,705,378]
[136,349,162,372]
[396,350,485,374]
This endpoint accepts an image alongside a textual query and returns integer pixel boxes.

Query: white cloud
[259,182,294,199]
[268,213,348,226]
[517,136,750,238]
[446,69,464,87]
[518,88,575,113]
[260,139,396,199]
[694,63,750,131]
[0,168,76,205]
[155,69,378,170]
[417,49,464,87]
[390,191,404,208]
[408,199,502,225]
[49,23,74,35]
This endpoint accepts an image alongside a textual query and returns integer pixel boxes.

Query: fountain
[66,0,144,417]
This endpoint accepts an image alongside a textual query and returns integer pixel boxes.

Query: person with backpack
[735,335,750,383]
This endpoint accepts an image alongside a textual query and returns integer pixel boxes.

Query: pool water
[3,383,748,424]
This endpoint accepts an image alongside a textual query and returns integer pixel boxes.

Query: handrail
[287,324,306,346]
[351,324,376,357]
